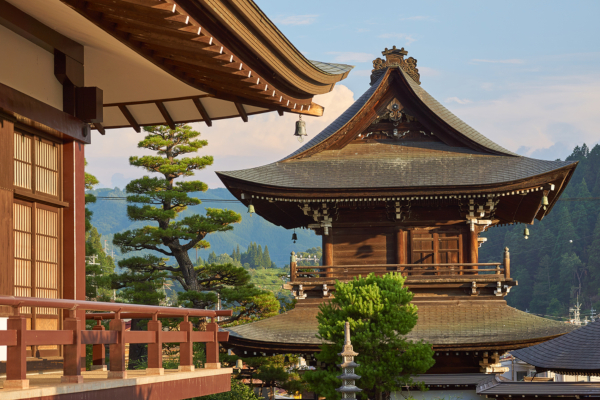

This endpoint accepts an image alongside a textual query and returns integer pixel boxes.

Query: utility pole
[569,295,582,326]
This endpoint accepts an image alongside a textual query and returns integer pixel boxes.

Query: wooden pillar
[5,309,28,389]
[470,226,479,268]
[178,318,194,372]
[147,317,164,375]
[91,320,106,370]
[322,232,333,278]
[108,315,127,379]
[504,247,511,280]
[205,321,220,369]
[290,252,297,283]
[62,139,86,364]
[61,310,83,383]
[0,119,14,316]
[396,228,405,267]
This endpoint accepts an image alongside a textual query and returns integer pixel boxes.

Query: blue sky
[88,0,600,189]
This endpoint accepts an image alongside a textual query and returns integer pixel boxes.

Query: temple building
[0,0,349,398]
[217,46,579,374]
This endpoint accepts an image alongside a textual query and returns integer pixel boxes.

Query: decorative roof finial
[371,46,420,85]
[336,322,362,399]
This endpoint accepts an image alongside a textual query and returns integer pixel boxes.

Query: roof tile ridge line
[395,67,517,157]
[279,70,390,163]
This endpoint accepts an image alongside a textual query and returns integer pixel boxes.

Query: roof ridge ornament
[371,45,420,85]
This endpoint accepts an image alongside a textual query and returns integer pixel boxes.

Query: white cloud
[444,75,600,159]
[85,85,357,189]
[273,14,318,26]
[378,33,416,45]
[445,97,472,105]
[326,52,374,63]
[471,59,524,64]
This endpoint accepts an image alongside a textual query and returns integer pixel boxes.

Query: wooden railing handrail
[0,295,232,318]
[295,263,502,269]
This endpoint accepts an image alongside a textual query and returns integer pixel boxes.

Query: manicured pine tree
[304,273,434,400]
[113,125,278,323]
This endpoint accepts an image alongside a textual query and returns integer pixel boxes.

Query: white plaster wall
[0,24,62,109]
[392,390,487,400]
[0,317,7,362]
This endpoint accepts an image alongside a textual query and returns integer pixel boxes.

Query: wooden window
[14,201,32,314]
[35,139,59,196]
[13,132,32,190]
[13,131,60,197]
[35,206,59,316]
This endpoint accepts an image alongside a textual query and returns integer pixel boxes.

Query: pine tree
[113,125,277,323]
[304,273,434,400]
[263,246,272,268]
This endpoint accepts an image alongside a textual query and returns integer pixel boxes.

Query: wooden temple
[0,0,349,398]
[217,46,579,374]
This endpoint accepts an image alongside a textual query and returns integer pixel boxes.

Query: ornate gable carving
[371,46,420,85]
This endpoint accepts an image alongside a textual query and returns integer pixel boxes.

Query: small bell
[542,195,549,210]
[292,231,298,243]
[524,226,530,240]
[236,359,243,370]
[294,115,307,142]
[248,202,255,215]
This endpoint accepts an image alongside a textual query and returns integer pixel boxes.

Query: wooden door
[410,229,463,275]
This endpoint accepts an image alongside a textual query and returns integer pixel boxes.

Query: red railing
[0,295,231,390]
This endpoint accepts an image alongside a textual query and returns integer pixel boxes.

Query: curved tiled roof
[512,319,599,374]
[226,301,576,347]
[218,141,574,190]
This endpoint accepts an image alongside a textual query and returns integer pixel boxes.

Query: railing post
[62,309,83,383]
[5,307,28,389]
[108,312,127,379]
[178,315,194,372]
[147,314,164,375]
[290,252,297,283]
[205,320,220,369]
[91,319,107,371]
[504,247,511,280]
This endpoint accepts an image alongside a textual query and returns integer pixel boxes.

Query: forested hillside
[86,187,320,268]
[480,144,600,319]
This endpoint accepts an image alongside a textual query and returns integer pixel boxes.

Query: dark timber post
[504,247,511,280]
[108,312,127,378]
[62,309,83,383]
[147,314,164,375]
[5,306,28,389]
[91,319,106,370]
[323,231,333,278]
[205,320,221,369]
[179,315,194,371]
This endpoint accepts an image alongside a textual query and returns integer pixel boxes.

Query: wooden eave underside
[218,163,576,229]
[59,0,328,116]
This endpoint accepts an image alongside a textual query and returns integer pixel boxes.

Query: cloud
[445,97,472,105]
[326,52,374,63]
[444,75,600,160]
[273,14,318,26]
[85,85,357,189]
[471,59,524,64]
[378,33,416,45]
[401,16,433,21]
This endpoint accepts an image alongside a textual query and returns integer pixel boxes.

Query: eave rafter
[60,0,320,116]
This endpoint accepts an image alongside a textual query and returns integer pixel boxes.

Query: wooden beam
[93,123,105,135]
[118,105,140,133]
[192,98,212,126]
[235,102,248,123]
[155,101,176,130]
[277,110,284,116]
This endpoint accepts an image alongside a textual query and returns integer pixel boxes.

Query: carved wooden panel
[13,132,32,190]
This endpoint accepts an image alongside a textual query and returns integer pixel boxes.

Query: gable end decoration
[372,45,420,85]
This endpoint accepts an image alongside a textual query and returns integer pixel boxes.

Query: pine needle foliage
[113,125,277,321]
[304,273,435,400]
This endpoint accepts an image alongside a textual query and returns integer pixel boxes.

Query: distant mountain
[86,187,320,268]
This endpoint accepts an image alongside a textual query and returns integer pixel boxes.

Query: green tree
[112,125,278,324]
[304,273,435,400]
[256,365,289,400]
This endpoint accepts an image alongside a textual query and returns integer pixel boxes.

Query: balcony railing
[0,295,231,390]
[290,248,511,283]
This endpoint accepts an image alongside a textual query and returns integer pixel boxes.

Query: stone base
[3,379,30,389]
[146,368,165,376]
[178,365,195,372]
[204,363,221,369]
[61,375,84,384]
[90,365,107,371]
[107,371,127,379]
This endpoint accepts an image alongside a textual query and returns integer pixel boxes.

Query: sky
[86,0,600,190]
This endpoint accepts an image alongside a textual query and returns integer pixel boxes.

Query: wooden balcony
[0,296,232,400]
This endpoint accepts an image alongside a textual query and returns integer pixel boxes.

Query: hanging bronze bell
[294,115,307,142]
[292,232,298,243]
[248,204,255,215]
[523,227,529,239]
[542,195,549,210]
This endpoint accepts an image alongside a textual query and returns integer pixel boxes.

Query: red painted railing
[0,295,231,390]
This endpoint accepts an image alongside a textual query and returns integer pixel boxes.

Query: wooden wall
[332,227,396,265]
